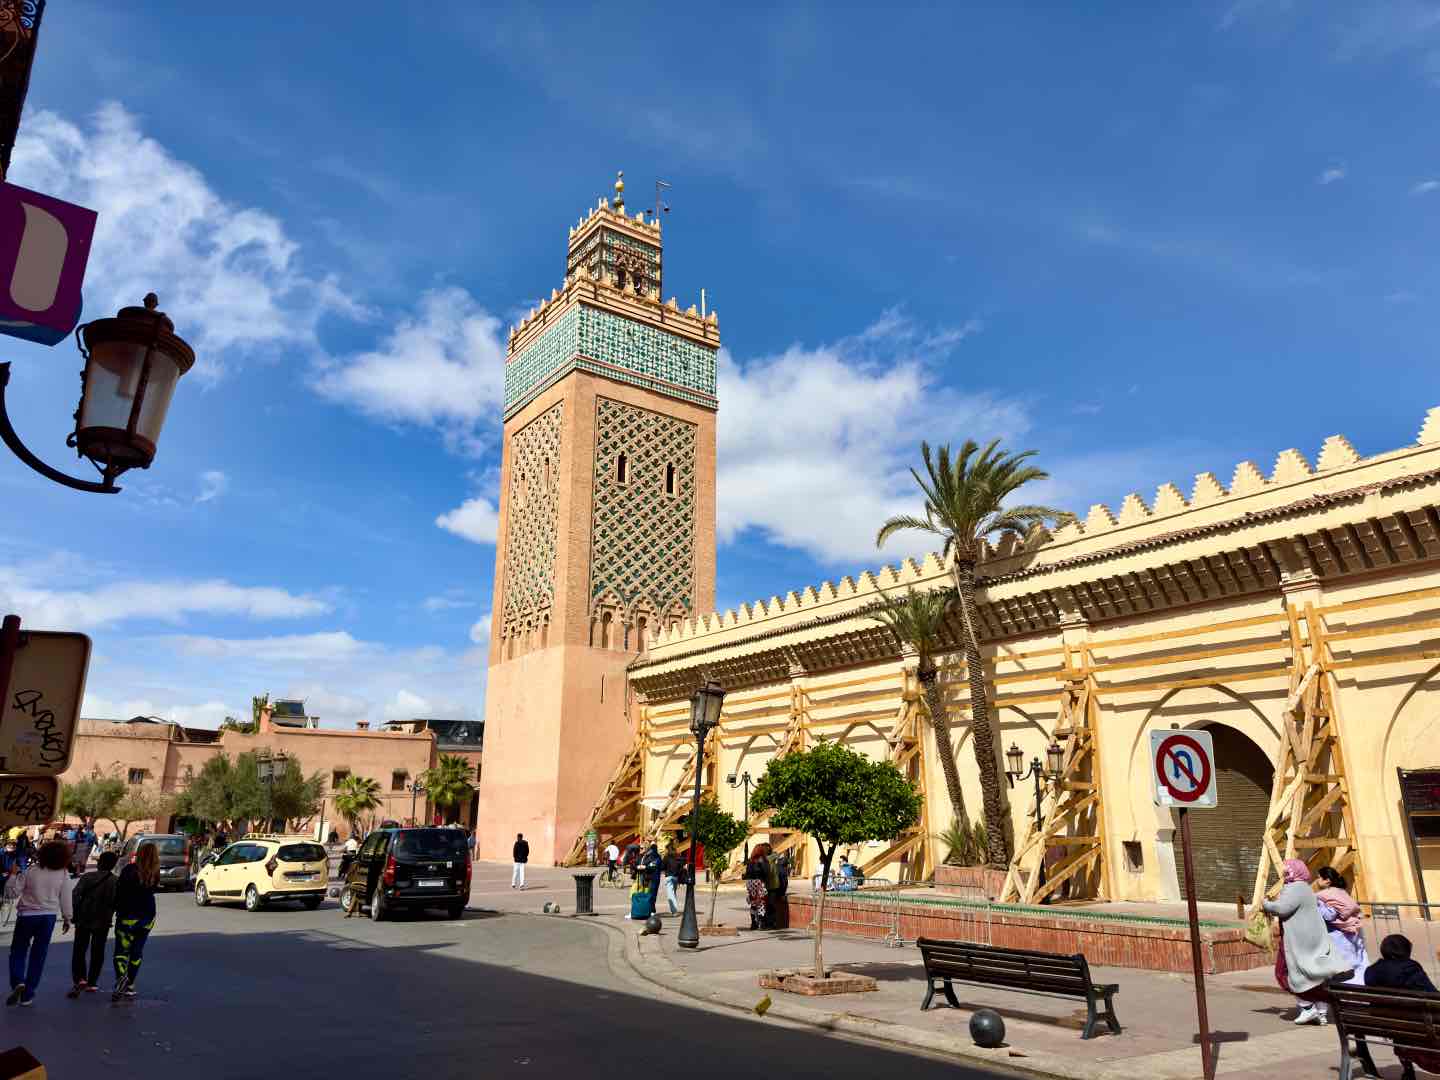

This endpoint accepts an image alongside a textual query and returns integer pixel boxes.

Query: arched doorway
[1175,723,1274,903]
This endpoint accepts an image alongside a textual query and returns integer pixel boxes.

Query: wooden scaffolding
[1250,599,1365,905]
[1001,644,1110,904]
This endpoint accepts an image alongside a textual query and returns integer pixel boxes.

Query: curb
[572,914,1192,1080]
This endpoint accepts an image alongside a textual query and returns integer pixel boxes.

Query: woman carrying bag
[1260,859,1354,1026]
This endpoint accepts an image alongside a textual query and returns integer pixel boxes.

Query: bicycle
[596,865,635,889]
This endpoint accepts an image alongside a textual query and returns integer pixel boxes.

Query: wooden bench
[916,937,1121,1040]
[1330,986,1440,1080]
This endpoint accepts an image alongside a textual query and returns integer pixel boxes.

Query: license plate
[289,872,316,881]
[418,879,445,888]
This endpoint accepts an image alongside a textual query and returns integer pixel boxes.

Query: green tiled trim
[821,890,1233,930]
[505,304,718,418]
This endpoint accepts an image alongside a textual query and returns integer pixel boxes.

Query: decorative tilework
[589,397,696,623]
[505,303,717,418]
[501,402,564,640]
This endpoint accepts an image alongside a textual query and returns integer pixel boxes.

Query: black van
[120,833,192,891]
[338,828,469,921]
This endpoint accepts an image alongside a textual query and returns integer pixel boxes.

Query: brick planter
[759,969,879,996]
[933,865,1008,899]
[789,892,1269,974]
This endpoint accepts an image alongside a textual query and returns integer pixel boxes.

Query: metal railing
[805,878,904,947]
[1360,901,1439,983]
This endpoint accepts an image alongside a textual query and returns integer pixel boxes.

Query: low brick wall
[789,892,1269,974]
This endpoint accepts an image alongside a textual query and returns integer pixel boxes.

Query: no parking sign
[1150,730,1218,808]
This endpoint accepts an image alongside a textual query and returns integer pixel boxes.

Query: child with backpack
[68,851,119,996]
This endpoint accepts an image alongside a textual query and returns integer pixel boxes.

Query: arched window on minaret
[665,463,676,496]
[601,610,614,649]
[616,453,628,484]
[635,615,648,652]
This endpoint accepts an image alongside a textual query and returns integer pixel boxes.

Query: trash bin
[573,872,599,916]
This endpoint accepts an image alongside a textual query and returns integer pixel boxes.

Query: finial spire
[614,170,625,211]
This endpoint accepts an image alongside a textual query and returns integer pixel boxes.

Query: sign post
[1151,728,1218,1080]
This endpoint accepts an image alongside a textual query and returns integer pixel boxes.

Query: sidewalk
[471,862,1399,1080]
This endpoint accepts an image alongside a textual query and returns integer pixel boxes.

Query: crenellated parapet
[636,406,1440,674]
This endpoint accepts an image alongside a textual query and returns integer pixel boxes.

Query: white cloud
[1411,179,1440,195]
[468,615,492,645]
[196,470,229,503]
[435,495,500,545]
[716,312,1028,564]
[312,287,507,454]
[10,104,365,376]
[423,592,477,612]
[0,566,330,630]
[1317,166,1347,185]
[82,695,236,728]
[167,631,367,663]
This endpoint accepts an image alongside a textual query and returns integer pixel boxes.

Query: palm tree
[333,775,382,836]
[420,754,477,824]
[877,440,1072,866]
[870,588,970,838]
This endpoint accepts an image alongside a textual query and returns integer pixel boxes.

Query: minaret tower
[476,174,719,863]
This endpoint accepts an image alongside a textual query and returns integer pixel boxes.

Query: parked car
[193,836,328,912]
[120,833,192,891]
[338,827,469,921]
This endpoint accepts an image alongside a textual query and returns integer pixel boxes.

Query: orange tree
[750,741,920,979]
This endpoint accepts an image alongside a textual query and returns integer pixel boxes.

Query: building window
[616,453,627,484]
[1122,841,1144,874]
[332,768,351,789]
[665,463,676,496]
[127,768,145,785]
[392,770,408,792]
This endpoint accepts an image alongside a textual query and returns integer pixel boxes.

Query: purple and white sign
[0,181,96,346]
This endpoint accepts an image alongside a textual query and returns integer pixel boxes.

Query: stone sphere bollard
[969,1008,1006,1048]
[643,912,663,934]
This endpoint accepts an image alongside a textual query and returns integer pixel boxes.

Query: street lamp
[408,778,426,825]
[678,680,725,950]
[726,770,752,861]
[1005,740,1064,892]
[257,751,286,832]
[0,294,195,493]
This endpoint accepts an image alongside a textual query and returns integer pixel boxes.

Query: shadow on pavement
[3,914,1022,1080]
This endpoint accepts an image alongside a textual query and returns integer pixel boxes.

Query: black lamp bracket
[0,362,120,494]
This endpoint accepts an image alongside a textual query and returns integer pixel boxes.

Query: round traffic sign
[1154,733,1213,804]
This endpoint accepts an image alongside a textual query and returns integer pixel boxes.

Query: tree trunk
[709,880,720,927]
[952,558,1010,867]
[918,663,970,839]
[813,843,836,979]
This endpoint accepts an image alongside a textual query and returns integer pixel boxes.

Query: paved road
[2,891,1022,1080]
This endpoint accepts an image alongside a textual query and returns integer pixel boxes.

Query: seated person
[1364,934,1440,1080]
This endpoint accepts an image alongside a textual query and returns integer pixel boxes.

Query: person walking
[67,851,119,996]
[743,843,771,930]
[1260,859,1354,1025]
[1314,866,1368,985]
[604,841,620,882]
[111,842,160,1002]
[660,845,684,915]
[6,840,73,1006]
[69,824,94,879]
[639,842,662,916]
[511,833,529,890]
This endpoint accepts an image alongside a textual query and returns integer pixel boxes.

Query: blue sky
[2,1,1437,727]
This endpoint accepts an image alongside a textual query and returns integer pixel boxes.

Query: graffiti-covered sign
[0,629,89,775]
[0,775,56,828]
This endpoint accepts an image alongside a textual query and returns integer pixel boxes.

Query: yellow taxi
[193,835,329,912]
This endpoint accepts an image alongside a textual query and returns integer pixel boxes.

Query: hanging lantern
[71,293,194,486]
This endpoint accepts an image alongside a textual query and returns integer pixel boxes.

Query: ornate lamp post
[726,770,752,861]
[408,778,426,825]
[1005,740,1064,891]
[0,294,195,493]
[678,680,725,950]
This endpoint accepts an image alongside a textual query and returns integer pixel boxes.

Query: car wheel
[339,886,357,915]
[446,903,464,920]
[302,896,321,911]
[369,887,386,922]
[194,881,210,907]
[244,885,264,912]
